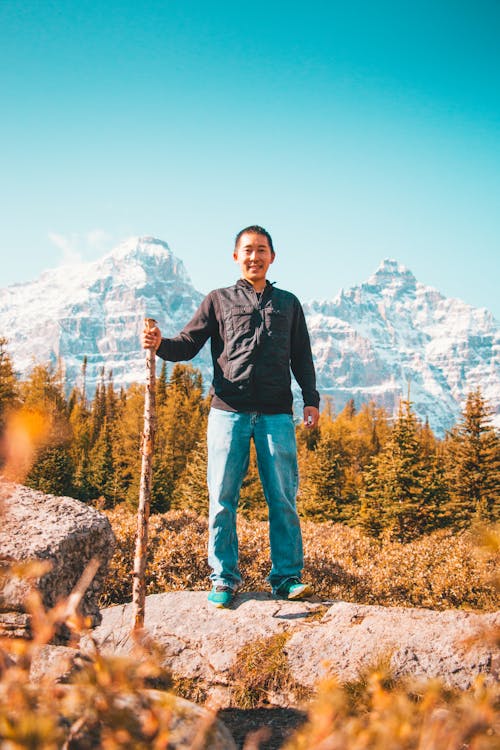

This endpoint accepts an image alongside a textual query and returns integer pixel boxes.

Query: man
[142,225,320,607]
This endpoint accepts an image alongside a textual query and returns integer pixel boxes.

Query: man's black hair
[234,225,274,254]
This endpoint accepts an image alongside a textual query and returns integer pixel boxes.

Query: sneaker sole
[287,583,313,600]
[207,596,234,608]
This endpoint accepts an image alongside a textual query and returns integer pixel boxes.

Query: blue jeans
[207,408,303,590]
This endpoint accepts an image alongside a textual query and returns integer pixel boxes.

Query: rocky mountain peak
[0,236,206,394]
[107,235,171,261]
[97,236,191,285]
[364,258,418,300]
[0,243,498,436]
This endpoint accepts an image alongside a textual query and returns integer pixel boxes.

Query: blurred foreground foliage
[284,670,499,750]
[0,556,219,749]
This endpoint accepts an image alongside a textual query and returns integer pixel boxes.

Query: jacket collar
[236,278,273,292]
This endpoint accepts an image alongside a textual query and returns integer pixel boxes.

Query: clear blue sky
[1,0,499,317]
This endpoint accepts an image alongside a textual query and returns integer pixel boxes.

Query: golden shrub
[284,672,499,750]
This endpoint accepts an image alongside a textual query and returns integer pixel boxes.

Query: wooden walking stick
[132,317,157,632]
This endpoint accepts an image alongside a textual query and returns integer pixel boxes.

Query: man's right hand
[141,325,162,351]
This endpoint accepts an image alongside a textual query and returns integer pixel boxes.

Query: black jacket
[157,279,320,414]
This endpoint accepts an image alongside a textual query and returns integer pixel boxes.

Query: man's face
[233,232,275,289]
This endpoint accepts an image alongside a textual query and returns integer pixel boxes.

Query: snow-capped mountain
[305,259,500,434]
[0,237,209,393]
[0,239,498,436]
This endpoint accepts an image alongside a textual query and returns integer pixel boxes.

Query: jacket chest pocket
[230,306,260,333]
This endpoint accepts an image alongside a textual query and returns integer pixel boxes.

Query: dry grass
[102,506,499,612]
[228,633,309,709]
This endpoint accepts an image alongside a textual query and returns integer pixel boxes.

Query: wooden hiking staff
[132,317,157,632]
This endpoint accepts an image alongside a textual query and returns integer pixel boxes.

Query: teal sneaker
[207,585,235,608]
[273,578,313,600]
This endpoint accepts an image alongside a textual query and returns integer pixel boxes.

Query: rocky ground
[85,591,499,701]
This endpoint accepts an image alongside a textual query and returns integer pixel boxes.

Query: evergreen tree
[105,370,118,424]
[359,400,436,540]
[299,424,348,522]
[21,362,73,494]
[90,368,106,443]
[353,401,391,462]
[0,337,18,436]
[420,451,450,529]
[157,361,168,407]
[341,398,356,420]
[25,444,74,496]
[115,384,144,507]
[444,389,500,525]
[173,438,209,515]
[81,355,88,408]
[69,394,93,501]
[88,417,116,505]
[297,400,390,525]
[148,364,207,512]
[21,362,67,420]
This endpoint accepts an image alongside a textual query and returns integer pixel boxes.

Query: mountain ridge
[1,237,498,436]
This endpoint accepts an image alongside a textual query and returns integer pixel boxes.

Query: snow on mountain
[304,259,500,435]
[0,237,209,394]
[0,241,498,436]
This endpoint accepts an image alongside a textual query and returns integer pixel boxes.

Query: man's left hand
[303,406,320,429]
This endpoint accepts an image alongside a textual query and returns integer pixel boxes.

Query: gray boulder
[86,592,499,704]
[286,600,500,691]
[0,482,115,628]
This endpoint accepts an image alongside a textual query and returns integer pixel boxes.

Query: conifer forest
[1,336,498,542]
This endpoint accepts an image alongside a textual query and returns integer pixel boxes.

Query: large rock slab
[86,592,499,704]
[286,600,500,691]
[0,482,115,627]
[85,592,323,704]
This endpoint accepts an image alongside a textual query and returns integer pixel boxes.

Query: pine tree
[149,364,207,512]
[25,444,74,496]
[88,417,116,505]
[157,361,168,407]
[105,371,118,424]
[341,398,356,420]
[173,438,209,515]
[90,368,106,443]
[444,389,500,525]
[353,401,391,462]
[0,337,18,436]
[115,384,144,508]
[81,355,88,408]
[359,400,433,540]
[299,424,347,522]
[420,451,450,530]
[297,400,390,525]
[21,362,73,494]
[21,362,67,420]
[69,395,93,501]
